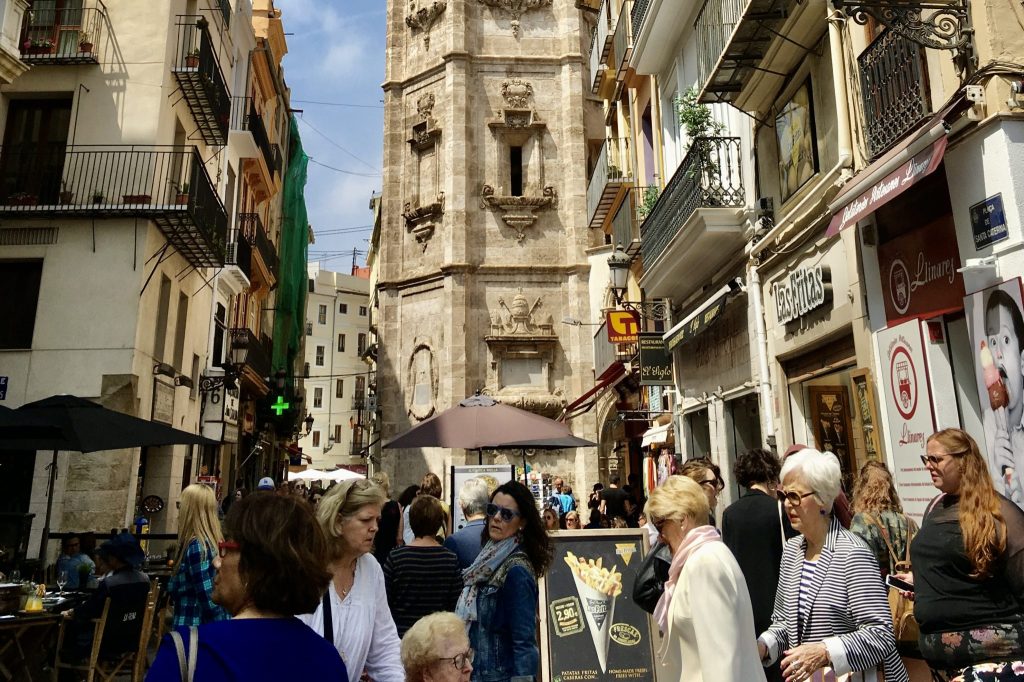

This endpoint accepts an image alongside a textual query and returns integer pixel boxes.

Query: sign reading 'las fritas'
[774,265,831,325]
[606,310,640,344]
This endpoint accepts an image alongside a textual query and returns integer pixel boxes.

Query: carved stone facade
[379,0,600,491]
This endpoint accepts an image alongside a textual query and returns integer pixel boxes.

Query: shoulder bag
[170,626,198,682]
[865,512,919,647]
[632,541,672,615]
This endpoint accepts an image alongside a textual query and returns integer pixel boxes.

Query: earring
[820,509,826,516]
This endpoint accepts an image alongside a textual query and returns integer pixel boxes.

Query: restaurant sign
[877,217,964,324]
[638,333,673,386]
[773,265,831,325]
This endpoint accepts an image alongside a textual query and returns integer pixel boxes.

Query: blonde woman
[297,478,404,681]
[168,483,228,627]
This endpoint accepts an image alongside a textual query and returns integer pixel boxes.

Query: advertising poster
[540,530,657,682]
[449,464,515,531]
[876,320,936,522]
[964,278,1024,508]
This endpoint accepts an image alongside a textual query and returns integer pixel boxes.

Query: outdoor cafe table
[0,591,87,681]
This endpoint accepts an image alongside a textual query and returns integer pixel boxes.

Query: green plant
[187,47,200,58]
[637,185,661,221]
[91,189,104,203]
[674,87,726,182]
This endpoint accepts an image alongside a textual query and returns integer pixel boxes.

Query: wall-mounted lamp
[606,244,669,321]
[174,374,195,389]
[153,362,175,378]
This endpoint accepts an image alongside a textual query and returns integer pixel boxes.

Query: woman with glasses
[895,429,1024,681]
[645,475,765,681]
[679,459,724,525]
[401,612,474,682]
[297,479,404,681]
[148,494,347,680]
[564,511,581,530]
[455,481,551,681]
[757,448,908,682]
[168,483,229,628]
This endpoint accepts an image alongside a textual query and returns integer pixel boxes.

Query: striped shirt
[382,544,463,637]
[798,559,817,634]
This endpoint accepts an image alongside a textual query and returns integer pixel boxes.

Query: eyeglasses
[217,540,240,558]
[652,517,673,534]
[920,449,968,467]
[486,503,521,522]
[436,648,474,671]
[700,477,725,492]
[776,489,816,506]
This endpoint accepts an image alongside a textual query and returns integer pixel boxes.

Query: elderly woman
[456,481,551,681]
[401,612,473,682]
[758,449,907,682]
[148,494,347,679]
[897,429,1024,680]
[849,461,914,578]
[168,483,229,627]
[298,479,404,681]
[646,475,765,681]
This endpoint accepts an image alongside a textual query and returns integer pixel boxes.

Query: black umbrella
[0,394,216,558]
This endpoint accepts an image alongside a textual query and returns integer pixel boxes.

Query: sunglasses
[920,449,968,467]
[700,477,725,492]
[776,489,816,506]
[486,503,521,522]
[217,540,240,558]
[436,648,474,671]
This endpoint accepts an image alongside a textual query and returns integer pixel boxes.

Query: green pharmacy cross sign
[270,395,290,416]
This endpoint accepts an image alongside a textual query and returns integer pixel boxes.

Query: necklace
[334,559,357,598]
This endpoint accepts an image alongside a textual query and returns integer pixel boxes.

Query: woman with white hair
[757,449,908,682]
[400,612,473,682]
[645,475,766,681]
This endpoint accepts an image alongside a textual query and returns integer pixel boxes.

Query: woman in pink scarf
[646,475,766,682]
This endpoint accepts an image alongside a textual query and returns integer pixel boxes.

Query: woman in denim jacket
[456,481,552,682]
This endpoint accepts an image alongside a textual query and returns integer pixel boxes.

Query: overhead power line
[308,158,381,177]
[297,117,381,172]
[292,99,384,109]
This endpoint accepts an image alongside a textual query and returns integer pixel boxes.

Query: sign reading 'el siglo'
[774,264,831,325]
[639,333,672,385]
[606,310,640,344]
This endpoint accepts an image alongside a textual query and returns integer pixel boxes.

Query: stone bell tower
[377,0,600,490]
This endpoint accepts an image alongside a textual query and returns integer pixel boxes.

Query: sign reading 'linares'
[774,265,830,325]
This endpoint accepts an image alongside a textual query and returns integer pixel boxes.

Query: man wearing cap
[257,476,276,491]
[62,532,150,660]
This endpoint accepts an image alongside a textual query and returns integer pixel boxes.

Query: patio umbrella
[322,467,366,482]
[383,394,596,480]
[0,394,216,559]
[288,468,329,482]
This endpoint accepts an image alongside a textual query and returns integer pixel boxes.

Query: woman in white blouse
[298,479,404,681]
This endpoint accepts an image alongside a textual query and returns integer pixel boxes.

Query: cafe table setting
[0,581,87,681]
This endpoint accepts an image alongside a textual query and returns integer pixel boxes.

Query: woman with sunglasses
[455,481,551,681]
[894,429,1024,680]
[297,479,404,681]
[645,475,765,681]
[401,612,474,682]
[148,494,347,680]
[757,448,908,682]
[679,459,724,525]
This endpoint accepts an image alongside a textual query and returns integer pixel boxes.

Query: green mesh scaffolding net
[272,114,308,378]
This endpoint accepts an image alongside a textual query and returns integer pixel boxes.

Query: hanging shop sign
[664,291,729,351]
[876,319,935,523]
[877,217,964,325]
[969,193,1009,250]
[606,310,640,344]
[540,530,656,681]
[773,264,831,326]
[638,333,673,386]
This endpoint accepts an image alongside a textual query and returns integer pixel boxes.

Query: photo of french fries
[563,551,623,597]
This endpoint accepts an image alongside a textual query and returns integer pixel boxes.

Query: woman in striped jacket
[757,449,908,682]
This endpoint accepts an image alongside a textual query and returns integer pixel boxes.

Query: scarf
[652,525,721,634]
[454,536,519,625]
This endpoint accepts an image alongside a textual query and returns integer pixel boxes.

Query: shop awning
[825,94,970,238]
[560,361,627,422]
[663,284,733,351]
[641,423,672,447]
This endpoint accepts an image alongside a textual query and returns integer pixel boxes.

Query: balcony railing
[225,228,252,282]
[352,396,366,410]
[248,104,279,173]
[230,96,252,131]
[640,136,744,266]
[239,212,278,278]
[612,185,653,254]
[172,16,231,145]
[694,0,748,102]
[587,137,634,229]
[611,1,632,82]
[350,442,365,456]
[631,0,651,43]
[0,144,227,267]
[588,0,613,93]
[217,0,232,27]
[593,322,622,377]
[19,1,105,65]
[230,327,272,382]
[859,29,931,159]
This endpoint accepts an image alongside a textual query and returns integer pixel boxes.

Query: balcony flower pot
[91,192,104,205]
[79,42,93,53]
[122,194,152,204]
[175,192,188,204]
[59,191,74,204]
[185,49,200,68]
[7,193,38,206]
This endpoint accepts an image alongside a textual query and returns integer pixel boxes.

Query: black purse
[632,541,672,614]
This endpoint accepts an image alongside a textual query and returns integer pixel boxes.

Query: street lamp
[198,337,250,393]
[606,243,669,321]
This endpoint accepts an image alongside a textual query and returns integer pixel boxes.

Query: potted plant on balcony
[59,181,74,205]
[675,87,725,192]
[25,38,54,55]
[185,47,200,68]
[7,192,38,206]
[91,189,104,204]
[78,31,93,53]
[122,193,152,204]
[175,182,190,204]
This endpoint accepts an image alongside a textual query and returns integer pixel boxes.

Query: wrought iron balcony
[611,1,632,84]
[640,136,744,266]
[631,0,650,43]
[859,29,932,160]
[239,212,278,278]
[588,0,613,93]
[247,103,279,174]
[19,1,105,65]
[0,144,227,267]
[172,15,231,145]
[694,0,756,104]
[230,327,272,384]
[217,0,232,27]
[612,185,654,255]
[225,228,252,282]
[587,137,634,230]
[352,395,366,410]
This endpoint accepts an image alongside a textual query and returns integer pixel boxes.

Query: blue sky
[276,0,386,272]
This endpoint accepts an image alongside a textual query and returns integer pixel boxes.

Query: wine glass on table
[57,569,68,597]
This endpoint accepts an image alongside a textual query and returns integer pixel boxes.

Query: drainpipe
[748,264,776,449]
[828,9,854,180]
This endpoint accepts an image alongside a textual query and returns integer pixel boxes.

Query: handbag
[170,626,198,682]
[865,513,919,647]
[632,541,672,615]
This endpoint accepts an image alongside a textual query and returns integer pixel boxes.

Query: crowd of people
[137,426,1024,681]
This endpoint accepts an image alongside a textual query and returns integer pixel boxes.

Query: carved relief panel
[407,338,438,421]
[478,0,553,37]
[405,0,446,48]
[405,92,444,250]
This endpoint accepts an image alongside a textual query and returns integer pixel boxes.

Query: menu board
[540,530,658,681]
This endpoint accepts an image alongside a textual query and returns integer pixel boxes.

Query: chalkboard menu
[539,529,658,681]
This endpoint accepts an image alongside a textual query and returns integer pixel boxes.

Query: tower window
[510,146,523,196]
